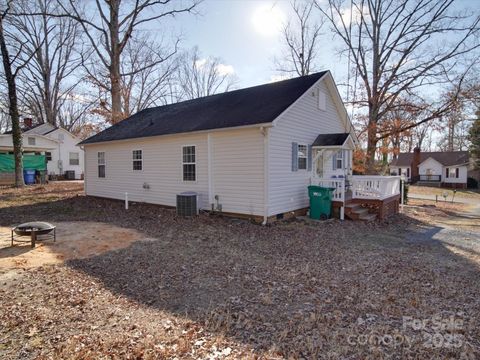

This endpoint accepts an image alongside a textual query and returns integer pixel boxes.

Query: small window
[448,167,459,178]
[182,146,196,181]
[297,144,307,170]
[27,137,36,146]
[336,150,343,169]
[45,152,52,162]
[69,152,79,166]
[98,152,105,178]
[132,150,142,171]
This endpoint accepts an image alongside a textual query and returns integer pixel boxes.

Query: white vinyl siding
[84,128,265,215]
[211,128,264,216]
[85,134,208,208]
[268,78,351,216]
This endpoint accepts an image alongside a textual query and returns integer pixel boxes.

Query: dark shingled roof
[79,71,328,145]
[390,151,470,167]
[312,133,350,147]
[3,123,44,135]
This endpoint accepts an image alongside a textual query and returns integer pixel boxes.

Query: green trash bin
[308,185,335,220]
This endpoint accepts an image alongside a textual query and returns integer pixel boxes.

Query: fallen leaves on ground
[0,182,479,359]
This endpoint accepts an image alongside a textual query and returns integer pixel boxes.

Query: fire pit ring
[11,222,56,248]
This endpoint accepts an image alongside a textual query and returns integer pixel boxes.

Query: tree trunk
[109,1,123,124]
[0,17,24,187]
[365,104,379,174]
[365,120,377,174]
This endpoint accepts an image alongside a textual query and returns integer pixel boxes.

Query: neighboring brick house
[390,148,470,188]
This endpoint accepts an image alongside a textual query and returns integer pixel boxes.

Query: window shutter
[446,168,449,178]
[332,152,337,170]
[407,167,410,178]
[307,145,312,171]
[292,142,298,172]
[455,168,459,178]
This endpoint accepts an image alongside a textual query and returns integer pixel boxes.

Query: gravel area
[0,183,479,359]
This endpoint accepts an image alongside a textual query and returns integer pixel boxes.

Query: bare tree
[177,47,237,100]
[120,34,179,116]
[55,0,199,124]
[317,0,480,173]
[438,80,480,151]
[276,0,323,76]
[0,1,40,187]
[12,0,81,127]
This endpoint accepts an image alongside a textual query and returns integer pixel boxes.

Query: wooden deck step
[358,213,377,221]
[344,202,372,220]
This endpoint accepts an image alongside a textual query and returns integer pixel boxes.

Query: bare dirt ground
[0,182,479,359]
[0,222,150,270]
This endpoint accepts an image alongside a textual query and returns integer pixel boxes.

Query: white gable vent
[176,192,198,217]
[318,90,326,111]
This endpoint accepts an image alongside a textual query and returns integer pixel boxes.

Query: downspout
[261,126,269,225]
[207,133,213,209]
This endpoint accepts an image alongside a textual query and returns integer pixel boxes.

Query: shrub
[467,177,479,189]
[402,181,409,204]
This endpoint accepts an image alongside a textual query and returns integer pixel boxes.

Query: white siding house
[82,72,400,221]
[390,150,469,188]
[44,128,84,179]
[1,122,84,179]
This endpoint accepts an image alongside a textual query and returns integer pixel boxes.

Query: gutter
[79,122,275,147]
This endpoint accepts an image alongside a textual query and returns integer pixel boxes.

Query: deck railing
[351,175,401,200]
[412,175,441,182]
[311,176,401,202]
[312,178,345,202]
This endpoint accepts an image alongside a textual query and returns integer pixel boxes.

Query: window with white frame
[182,146,196,181]
[69,152,79,165]
[98,152,105,178]
[27,137,36,146]
[336,150,343,169]
[45,152,52,162]
[446,167,459,178]
[297,144,307,170]
[132,150,142,171]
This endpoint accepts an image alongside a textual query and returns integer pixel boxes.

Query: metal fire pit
[11,222,56,248]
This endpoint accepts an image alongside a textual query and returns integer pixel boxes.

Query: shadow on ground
[1,195,480,358]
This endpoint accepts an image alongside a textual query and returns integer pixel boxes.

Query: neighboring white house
[390,149,469,188]
[80,71,401,222]
[1,121,84,179]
